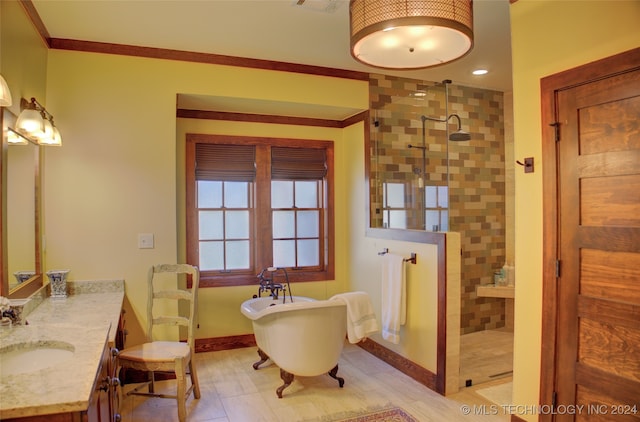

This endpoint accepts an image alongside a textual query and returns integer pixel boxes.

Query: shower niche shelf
[476,284,514,299]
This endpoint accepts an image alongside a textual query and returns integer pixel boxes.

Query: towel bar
[377,249,417,265]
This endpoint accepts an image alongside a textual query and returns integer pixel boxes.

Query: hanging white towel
[381,253,406,344]
[330,291,379,343]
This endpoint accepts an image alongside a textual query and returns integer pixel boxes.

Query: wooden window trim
[186,134,335,288]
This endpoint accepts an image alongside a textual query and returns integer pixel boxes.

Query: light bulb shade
[349,0,474,70]
[40,125,62,146]
[38,118,54,142]
[16,108,44,135]
[0,74,12,107]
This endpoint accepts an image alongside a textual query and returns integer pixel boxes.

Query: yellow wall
[510,1,640,420]
[0,0,48,115]
[43,48,368,342]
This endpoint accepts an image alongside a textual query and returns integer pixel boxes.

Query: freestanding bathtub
[240,296,347,398]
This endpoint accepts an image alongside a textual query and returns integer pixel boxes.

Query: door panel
[580,249,640,303]
[555,65,640,420]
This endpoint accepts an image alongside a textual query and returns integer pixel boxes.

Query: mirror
[1,108,42,298]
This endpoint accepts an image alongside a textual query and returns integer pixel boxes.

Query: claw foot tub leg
[252,348,270,370]
[328,364,345,388]
[276,369,294,398]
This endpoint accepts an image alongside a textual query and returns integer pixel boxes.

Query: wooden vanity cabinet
[5,311,126,422]
[3,340,119,422]
[85,339,119,422]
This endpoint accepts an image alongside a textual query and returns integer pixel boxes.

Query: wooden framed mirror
[1,107,43,299]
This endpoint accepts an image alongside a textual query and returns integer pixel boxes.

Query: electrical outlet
[138,233,154,249]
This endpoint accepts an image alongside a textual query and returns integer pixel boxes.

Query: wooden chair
[117,264,201,422]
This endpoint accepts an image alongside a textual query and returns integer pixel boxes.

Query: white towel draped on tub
[381,253,406,344]
[330,291,379,343]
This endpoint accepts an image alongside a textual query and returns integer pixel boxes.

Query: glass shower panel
[370,79,450,231]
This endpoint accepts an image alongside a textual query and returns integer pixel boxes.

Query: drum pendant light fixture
[349,0,474,70]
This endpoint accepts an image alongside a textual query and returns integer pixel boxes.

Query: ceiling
[31,0,513,119]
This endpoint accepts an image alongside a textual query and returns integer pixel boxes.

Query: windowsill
[197,270,334,288]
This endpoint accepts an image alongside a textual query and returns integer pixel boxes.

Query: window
[186,135,334,287]
[424,185,448,232]
[381,182,448,231]
[382,182,408,229]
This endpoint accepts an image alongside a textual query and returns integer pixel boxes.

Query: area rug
[334,407,418,422]
[476,381,513,407]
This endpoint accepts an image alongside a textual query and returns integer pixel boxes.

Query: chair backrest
[146,264,200,349]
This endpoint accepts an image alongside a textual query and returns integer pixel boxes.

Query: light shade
[39,125,62,146]
[16,108,44,135]
[0,74,12,107]
[349,0,474,70]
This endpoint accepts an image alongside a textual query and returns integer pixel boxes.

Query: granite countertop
[0,280,124,419]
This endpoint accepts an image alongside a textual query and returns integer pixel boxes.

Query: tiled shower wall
[369,74,506,334]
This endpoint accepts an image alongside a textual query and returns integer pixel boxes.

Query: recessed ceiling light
[472,69,489,75]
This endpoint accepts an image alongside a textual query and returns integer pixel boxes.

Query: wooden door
[541,48,640,421]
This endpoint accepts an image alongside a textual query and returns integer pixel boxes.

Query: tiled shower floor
[459,329,514,388]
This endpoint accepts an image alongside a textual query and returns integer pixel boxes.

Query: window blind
[195,144,256,181]
[271,147,327,180]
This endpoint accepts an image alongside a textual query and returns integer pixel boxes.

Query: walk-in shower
[375,79,471,231]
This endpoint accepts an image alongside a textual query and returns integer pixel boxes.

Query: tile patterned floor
[119,341,512,422]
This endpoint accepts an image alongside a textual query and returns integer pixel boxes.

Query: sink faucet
[2,309,19,325]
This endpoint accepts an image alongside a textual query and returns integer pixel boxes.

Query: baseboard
[195,334,256,353]
[356,339,438,392]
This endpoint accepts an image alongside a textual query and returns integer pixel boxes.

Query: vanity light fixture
[349,0,474,70]
[16,97,62,146]
[0,74,12,106]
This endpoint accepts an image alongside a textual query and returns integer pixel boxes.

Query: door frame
[539,47,640,421]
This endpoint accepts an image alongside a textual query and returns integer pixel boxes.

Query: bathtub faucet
[257,268,285,300]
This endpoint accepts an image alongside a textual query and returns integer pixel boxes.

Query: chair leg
[189,359,201,399]
[175,357,187,422]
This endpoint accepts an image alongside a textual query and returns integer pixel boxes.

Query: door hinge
[555,260,561,278]
[550,122,560,142]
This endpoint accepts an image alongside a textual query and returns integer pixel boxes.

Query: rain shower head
[421,113,471,142]
[449,129,471,142]
[447,114,471,142]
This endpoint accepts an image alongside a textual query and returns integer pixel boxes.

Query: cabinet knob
[99,377,110,392]
[114,413,122,422]
[111,347,120,357]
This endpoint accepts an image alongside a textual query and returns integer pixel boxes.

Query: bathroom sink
[0,341,75,378]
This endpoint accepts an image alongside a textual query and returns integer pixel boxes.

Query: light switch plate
[138,233,154,249]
